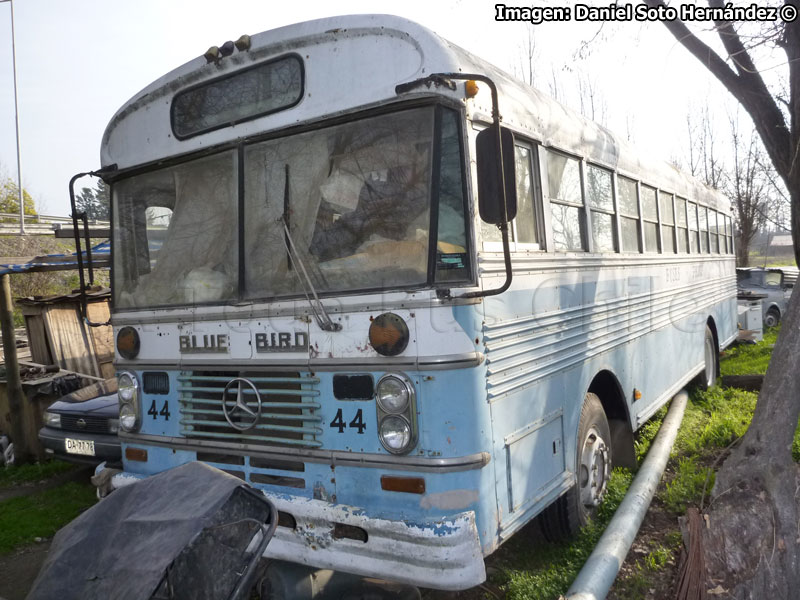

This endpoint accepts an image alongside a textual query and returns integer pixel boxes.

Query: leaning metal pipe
[565,389,689,600]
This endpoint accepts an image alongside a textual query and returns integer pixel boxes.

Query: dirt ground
[0,542,51,600]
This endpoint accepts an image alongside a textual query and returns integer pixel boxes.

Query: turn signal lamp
[117,327,140,360]
[634,389,642,401]
[465,80,479,98]
[381,475,425,494]
[368,313,409,356]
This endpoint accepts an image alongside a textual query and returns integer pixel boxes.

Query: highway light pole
[1,0,24,234]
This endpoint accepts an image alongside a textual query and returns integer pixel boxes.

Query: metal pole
[565,390,689,600]
[1,0,24,234]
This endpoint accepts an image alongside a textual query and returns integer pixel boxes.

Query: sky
[0,0,735,218]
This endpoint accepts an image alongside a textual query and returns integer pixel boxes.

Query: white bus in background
[86,15,737,589]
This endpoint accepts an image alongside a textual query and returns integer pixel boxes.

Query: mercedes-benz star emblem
[222,378,262,431]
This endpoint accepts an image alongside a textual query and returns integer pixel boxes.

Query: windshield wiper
[278,165,341,332]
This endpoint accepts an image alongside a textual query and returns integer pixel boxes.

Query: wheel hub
[579,426,611,508]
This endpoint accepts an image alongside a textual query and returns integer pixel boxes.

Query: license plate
[65,438,95,456]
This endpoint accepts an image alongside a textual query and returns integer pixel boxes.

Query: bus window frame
[585,162,617,253]
[109,98,476,311]
[543,147,587,252]
[170,53,306,141]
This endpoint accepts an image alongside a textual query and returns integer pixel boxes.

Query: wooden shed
[19,288,114,380]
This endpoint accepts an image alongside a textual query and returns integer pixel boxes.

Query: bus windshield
[112,106,469,309]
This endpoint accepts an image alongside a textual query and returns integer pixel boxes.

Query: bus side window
[709,210,720,253]
[659,192,676,253]
[727,216,734,254]
[586,164,615,252]
[546,149,585,251]
[675,197,688,253]
[512,143,541,248]
[617,176,640,253]
[699,205,709,253]
[641,185,659,253]
[688,201,699,253]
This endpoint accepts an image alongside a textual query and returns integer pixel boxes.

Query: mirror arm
[398,73,513,299]
[69,165,117,328]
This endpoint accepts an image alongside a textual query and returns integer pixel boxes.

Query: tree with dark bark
[644,1,800,597]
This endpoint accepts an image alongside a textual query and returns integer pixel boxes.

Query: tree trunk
[701,284,800,598]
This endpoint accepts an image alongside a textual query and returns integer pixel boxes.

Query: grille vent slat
[179,370,320,448]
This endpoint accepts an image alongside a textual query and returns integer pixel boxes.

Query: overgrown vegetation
[0,460,75,488]
[720,327,779,376]
[0,481,96,555]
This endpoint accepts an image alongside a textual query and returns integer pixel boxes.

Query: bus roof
[101,14,728,212]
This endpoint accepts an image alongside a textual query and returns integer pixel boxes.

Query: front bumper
[102,469,485,590]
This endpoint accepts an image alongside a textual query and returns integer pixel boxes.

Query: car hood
[47,392,119,417]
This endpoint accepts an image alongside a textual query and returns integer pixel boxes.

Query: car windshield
[112,106,469,309]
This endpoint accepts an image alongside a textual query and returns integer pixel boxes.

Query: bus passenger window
[709,210,720,253]
[513,144,540,246]
[547,150,585,251]
[659,192,675,253]
[699,206,709,253]
[675,197,688,253]
[586,165,615,252]
[617,176,640,253]
[688,202,699,253]
[727,216,734,254]
[641,185,659,253]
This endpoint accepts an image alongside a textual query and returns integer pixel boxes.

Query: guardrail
[0,213,110,236]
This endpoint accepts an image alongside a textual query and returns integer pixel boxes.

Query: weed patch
[660,457,714,514]
[720,328,778,376]
[0,481,96,555]
[496,469,633,600]
[0,461,76,489]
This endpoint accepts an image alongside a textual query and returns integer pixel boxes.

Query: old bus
[92,15,736,589]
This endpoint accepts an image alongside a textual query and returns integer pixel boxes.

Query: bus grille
[178,371,322,448]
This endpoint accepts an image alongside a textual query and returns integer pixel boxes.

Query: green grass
[0,460,77,489]
[661,457,714,514]
[0,481,97,555]
[719,327,779,376]
[496,469,633,600]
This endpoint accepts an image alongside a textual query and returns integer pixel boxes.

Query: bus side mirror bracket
[476,126,517,225]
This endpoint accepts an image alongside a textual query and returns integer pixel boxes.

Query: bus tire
[539,393,611,541]
[699,325,718,389]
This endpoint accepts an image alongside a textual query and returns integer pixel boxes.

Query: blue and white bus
[94,15,736,589]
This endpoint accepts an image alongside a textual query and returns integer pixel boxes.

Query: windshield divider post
[237,145,246,300]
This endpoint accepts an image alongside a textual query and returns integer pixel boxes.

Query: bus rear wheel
[700,325,718,389]
[539,393,611,541]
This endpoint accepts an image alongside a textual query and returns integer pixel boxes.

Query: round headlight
[376,376,410,413]
[117,326,140,360]
[118,372,137,403]
[119,404,138,432]
[379,415,412,454]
